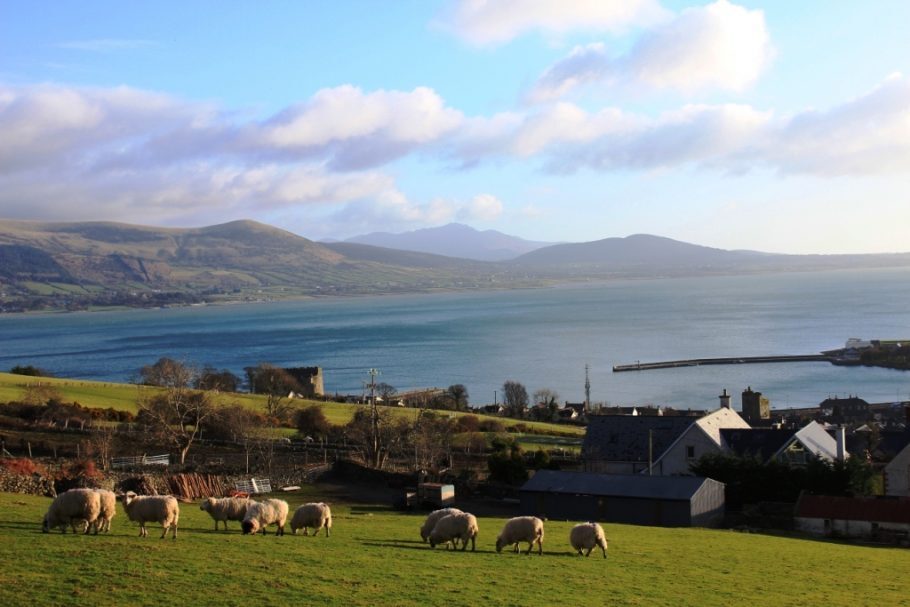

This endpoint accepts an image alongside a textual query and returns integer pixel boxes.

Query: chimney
[835,426,847,463]
[719,389,731,409]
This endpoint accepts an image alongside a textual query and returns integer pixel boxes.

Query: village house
[649,406,750,475]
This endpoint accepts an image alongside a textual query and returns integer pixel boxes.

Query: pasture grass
[0,373,583,437]
[1,490,907,606]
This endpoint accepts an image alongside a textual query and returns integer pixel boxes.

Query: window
[686,445,695,459]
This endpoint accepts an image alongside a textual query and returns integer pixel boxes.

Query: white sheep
[241,498,289,535]
[121,491,180,539]
[569,522,608,558]
[419,507,463,543]
[290,502,332,537]
[428,512,478,552]
[199,496,254,531]
[42,488,101,534]
[495,516,545,555]
[93,489,117,533]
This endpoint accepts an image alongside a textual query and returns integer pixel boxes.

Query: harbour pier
[612,354,831,372]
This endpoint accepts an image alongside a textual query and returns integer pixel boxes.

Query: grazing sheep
[428,512,478,552]
[93,489,117,533]
[495,516,544,555]
[419,507,463,543]
[569,522,608,558]
[120,492,180,539]
[199,497,254,532]
[242,499,289,536]
[290,502,332,537]
[42,488,101,534]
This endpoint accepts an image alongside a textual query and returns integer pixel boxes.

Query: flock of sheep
[40,489,607,558]
[420,507,608,558]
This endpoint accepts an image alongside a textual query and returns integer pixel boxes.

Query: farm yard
[1,488,909,607]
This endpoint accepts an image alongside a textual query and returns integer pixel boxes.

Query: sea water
[2,267,909,410]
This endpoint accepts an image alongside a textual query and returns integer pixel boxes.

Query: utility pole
[584,364,591,413]
[368,368,380,468]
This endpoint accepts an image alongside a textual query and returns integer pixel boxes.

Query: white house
[650,407,750,476]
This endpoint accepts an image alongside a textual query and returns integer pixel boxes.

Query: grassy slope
[0,490,907,607]
[0,373,583,436]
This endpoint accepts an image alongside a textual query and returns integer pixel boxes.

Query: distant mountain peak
[345,223,554,262]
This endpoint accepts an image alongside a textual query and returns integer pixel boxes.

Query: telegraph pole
[584,364,591,413]
[368,368,380,468]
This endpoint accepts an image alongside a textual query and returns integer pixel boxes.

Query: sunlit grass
[1,491,907,606]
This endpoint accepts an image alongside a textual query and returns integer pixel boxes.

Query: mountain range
[342,223,553,261]
[2,218,910,312]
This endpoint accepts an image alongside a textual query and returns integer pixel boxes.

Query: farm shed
[519,470,725,528]
[795,494,910,543]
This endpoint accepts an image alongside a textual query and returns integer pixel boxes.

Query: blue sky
[1,0,909,253]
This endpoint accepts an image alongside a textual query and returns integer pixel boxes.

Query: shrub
[9,365,54,377]
[478,419,505,433]
[455,414,480,433]
[0,457,48,477]
[295,406,331,439]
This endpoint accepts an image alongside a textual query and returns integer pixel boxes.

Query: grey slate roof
[720,428,795,462]
[582,414,695,463]
[520,470,720,501]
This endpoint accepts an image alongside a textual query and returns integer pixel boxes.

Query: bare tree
[446,384,469,410]
[86,426,116,471]
[502,380,529,418]
[136,360,216,465]
[532,388,560,421]
[139,357,193,388]
[245,363,302,423]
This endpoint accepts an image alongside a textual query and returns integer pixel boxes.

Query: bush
[478,419,505,433]
[0,457,48,477]
[295,406,331,439]
[487,443,528,485]
[455,414,480,433]
[9,365,54,377]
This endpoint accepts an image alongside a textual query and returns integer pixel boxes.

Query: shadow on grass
[349,505,393,515]
[361,540,582,558]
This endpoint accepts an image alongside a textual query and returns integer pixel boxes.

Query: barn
[519,470,725,528]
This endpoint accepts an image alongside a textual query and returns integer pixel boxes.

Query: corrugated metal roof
[520,470,721,501]
[796,494,910,524]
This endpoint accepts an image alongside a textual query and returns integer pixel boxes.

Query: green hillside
[0,372,583,436]
[0,219,524,311]
[1,490,906,606]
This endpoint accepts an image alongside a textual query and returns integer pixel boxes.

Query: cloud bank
[1,73,909,229]
[529,0,773,101]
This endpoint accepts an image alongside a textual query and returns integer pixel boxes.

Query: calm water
[2,268,910,410]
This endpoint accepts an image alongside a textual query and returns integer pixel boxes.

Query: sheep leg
[470,536,476,552]
[536,539,542,556]
[601,546,607,559]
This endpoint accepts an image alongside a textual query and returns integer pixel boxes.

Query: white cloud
[439,0,666,46]
[529,0,772,101]
[261,85,462,170]
[2,74,910,230]
[459,193,504,221]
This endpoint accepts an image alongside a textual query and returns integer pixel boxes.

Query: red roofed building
[795,493,910,543]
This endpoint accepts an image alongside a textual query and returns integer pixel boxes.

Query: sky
[1,0,909,254]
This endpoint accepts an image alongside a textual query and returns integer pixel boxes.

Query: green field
[0,372,583,437]
[1,490,907,606]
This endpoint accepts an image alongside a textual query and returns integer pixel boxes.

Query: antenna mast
[584,363,591,412]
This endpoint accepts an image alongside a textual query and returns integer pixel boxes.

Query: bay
[2,267,909,411]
